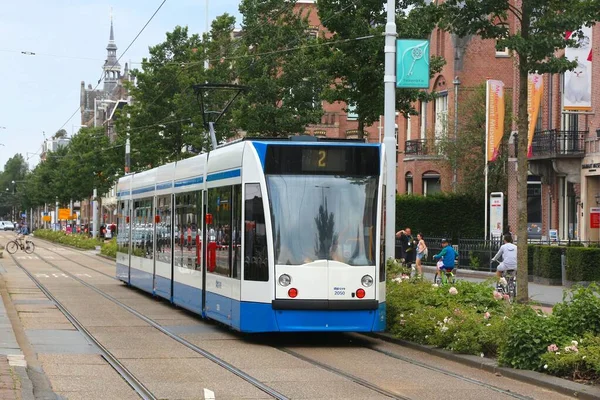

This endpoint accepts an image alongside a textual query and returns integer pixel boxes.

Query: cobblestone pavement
[0,233,585,399]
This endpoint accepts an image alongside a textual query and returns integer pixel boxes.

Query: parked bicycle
[492,260,517,302]
[6,234,35,254]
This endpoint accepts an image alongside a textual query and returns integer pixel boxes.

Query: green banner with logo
[396,39,430,89]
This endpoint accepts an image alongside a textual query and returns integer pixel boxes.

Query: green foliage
[527,244,536,276]
[566,247,600,282]
[532,246,563,280]
[101,238,117,258]
[498,306,566,371]
[387,278,511,357]
[395,193,483,238]
[554,284,600,337]
[234,0,328,136]
[316,0,445,137]
[33,229,101,250]
[541,334,600,383]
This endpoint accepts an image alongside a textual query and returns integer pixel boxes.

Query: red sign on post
[591,208,600,229]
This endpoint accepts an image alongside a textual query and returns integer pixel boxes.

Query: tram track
[30,240,547,400]
[9,253,157,400]
[11,247,290,400]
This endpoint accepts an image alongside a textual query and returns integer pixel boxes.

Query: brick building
[524,24,600,242]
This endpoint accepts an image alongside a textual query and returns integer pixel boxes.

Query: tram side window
[175,192,201,270]
[133,198,154,259]
[232,185,242,279]
[207,186,232,277]
[155,195,172,265]
[117,200,130,254]
[244,184,268,282]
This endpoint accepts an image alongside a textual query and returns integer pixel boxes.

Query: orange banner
[486,80,505,162]
[527,74,543,158]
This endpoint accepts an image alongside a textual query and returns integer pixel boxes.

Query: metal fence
[395,236,600,271]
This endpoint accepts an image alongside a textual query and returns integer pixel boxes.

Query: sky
[0,0,242,171]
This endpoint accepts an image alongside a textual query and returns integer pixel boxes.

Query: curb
[368,332,600,400]
[422,265,495,280]
[97,253,116,261]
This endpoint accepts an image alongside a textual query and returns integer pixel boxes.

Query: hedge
[527,244,536,276]
[533,246,563,281]
[566,247,600,282]
[396,193,485,239]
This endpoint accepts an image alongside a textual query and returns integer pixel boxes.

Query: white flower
[486,323,492,327]
[480,353,484,358]
[572,340,579,346]
[425,335,428,339]
[432,283,439,288]
[443,317,451,324]
[449,287,458,295]
[400,314,404,318]
[583,356,587,360]
[440,326,448,333]
[544,364,548,370]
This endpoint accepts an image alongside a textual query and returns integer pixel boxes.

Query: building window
[406,115,412,141]
[347,103,358,121]
[527,176,542,240]
[496,44,510,57]
[434,92,448,139]
[405,172,413,195]
[423,172,441,196]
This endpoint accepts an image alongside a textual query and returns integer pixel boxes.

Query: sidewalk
[421,265,566,306]
[0,265,33,400]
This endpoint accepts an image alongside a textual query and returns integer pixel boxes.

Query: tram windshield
[267,175,378,266]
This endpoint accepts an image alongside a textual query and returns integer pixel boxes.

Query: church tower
[103,16,121,93]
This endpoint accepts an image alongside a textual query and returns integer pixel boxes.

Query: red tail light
[288,288,298,298]
[356,288,365,299]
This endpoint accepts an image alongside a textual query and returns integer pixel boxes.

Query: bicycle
[434,262,456,286]
[6,234,35,254]
[492,260,517,302]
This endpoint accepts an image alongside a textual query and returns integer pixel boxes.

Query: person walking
[415,233,427,277]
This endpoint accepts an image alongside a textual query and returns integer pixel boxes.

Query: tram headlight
[361,275,373,287]
[278,274,291,287]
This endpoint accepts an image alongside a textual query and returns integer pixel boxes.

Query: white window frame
[434,92,448,140]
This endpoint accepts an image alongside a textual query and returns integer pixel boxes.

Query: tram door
[153,194,173,301]
[204,185,242,327]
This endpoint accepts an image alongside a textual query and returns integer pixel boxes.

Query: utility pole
[92,188,98,238]
[383,0,397,261]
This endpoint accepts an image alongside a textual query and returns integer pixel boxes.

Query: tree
[118,26,208,171]
[440,0,600,301]
[53,129,68,139]
[316,0,445,138]
[441,84,512,198]
[233,0,329,136]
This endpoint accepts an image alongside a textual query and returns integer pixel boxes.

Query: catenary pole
[384,0,397,261]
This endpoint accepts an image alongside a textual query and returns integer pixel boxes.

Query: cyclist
[432,238,456,281]
[492,234,517,279]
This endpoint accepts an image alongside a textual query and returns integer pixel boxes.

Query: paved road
[0,233,577,399]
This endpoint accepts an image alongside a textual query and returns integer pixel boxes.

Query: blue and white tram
[116,137,387,332]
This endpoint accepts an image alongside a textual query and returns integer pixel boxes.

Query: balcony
[529,130,587,159]
[404,139,444,157]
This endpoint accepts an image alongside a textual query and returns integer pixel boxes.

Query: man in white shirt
[492,234,517,278]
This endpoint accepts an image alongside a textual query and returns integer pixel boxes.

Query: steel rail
[29,249,290,400]
[9,254,157,400]
[366,345,534,400]
[277,347,412,400]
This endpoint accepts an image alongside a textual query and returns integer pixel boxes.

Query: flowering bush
[541,335,600,383]
[33,229,101,250]
[386,273,511,357]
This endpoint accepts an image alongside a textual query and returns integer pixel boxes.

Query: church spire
[103,11,121,92]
